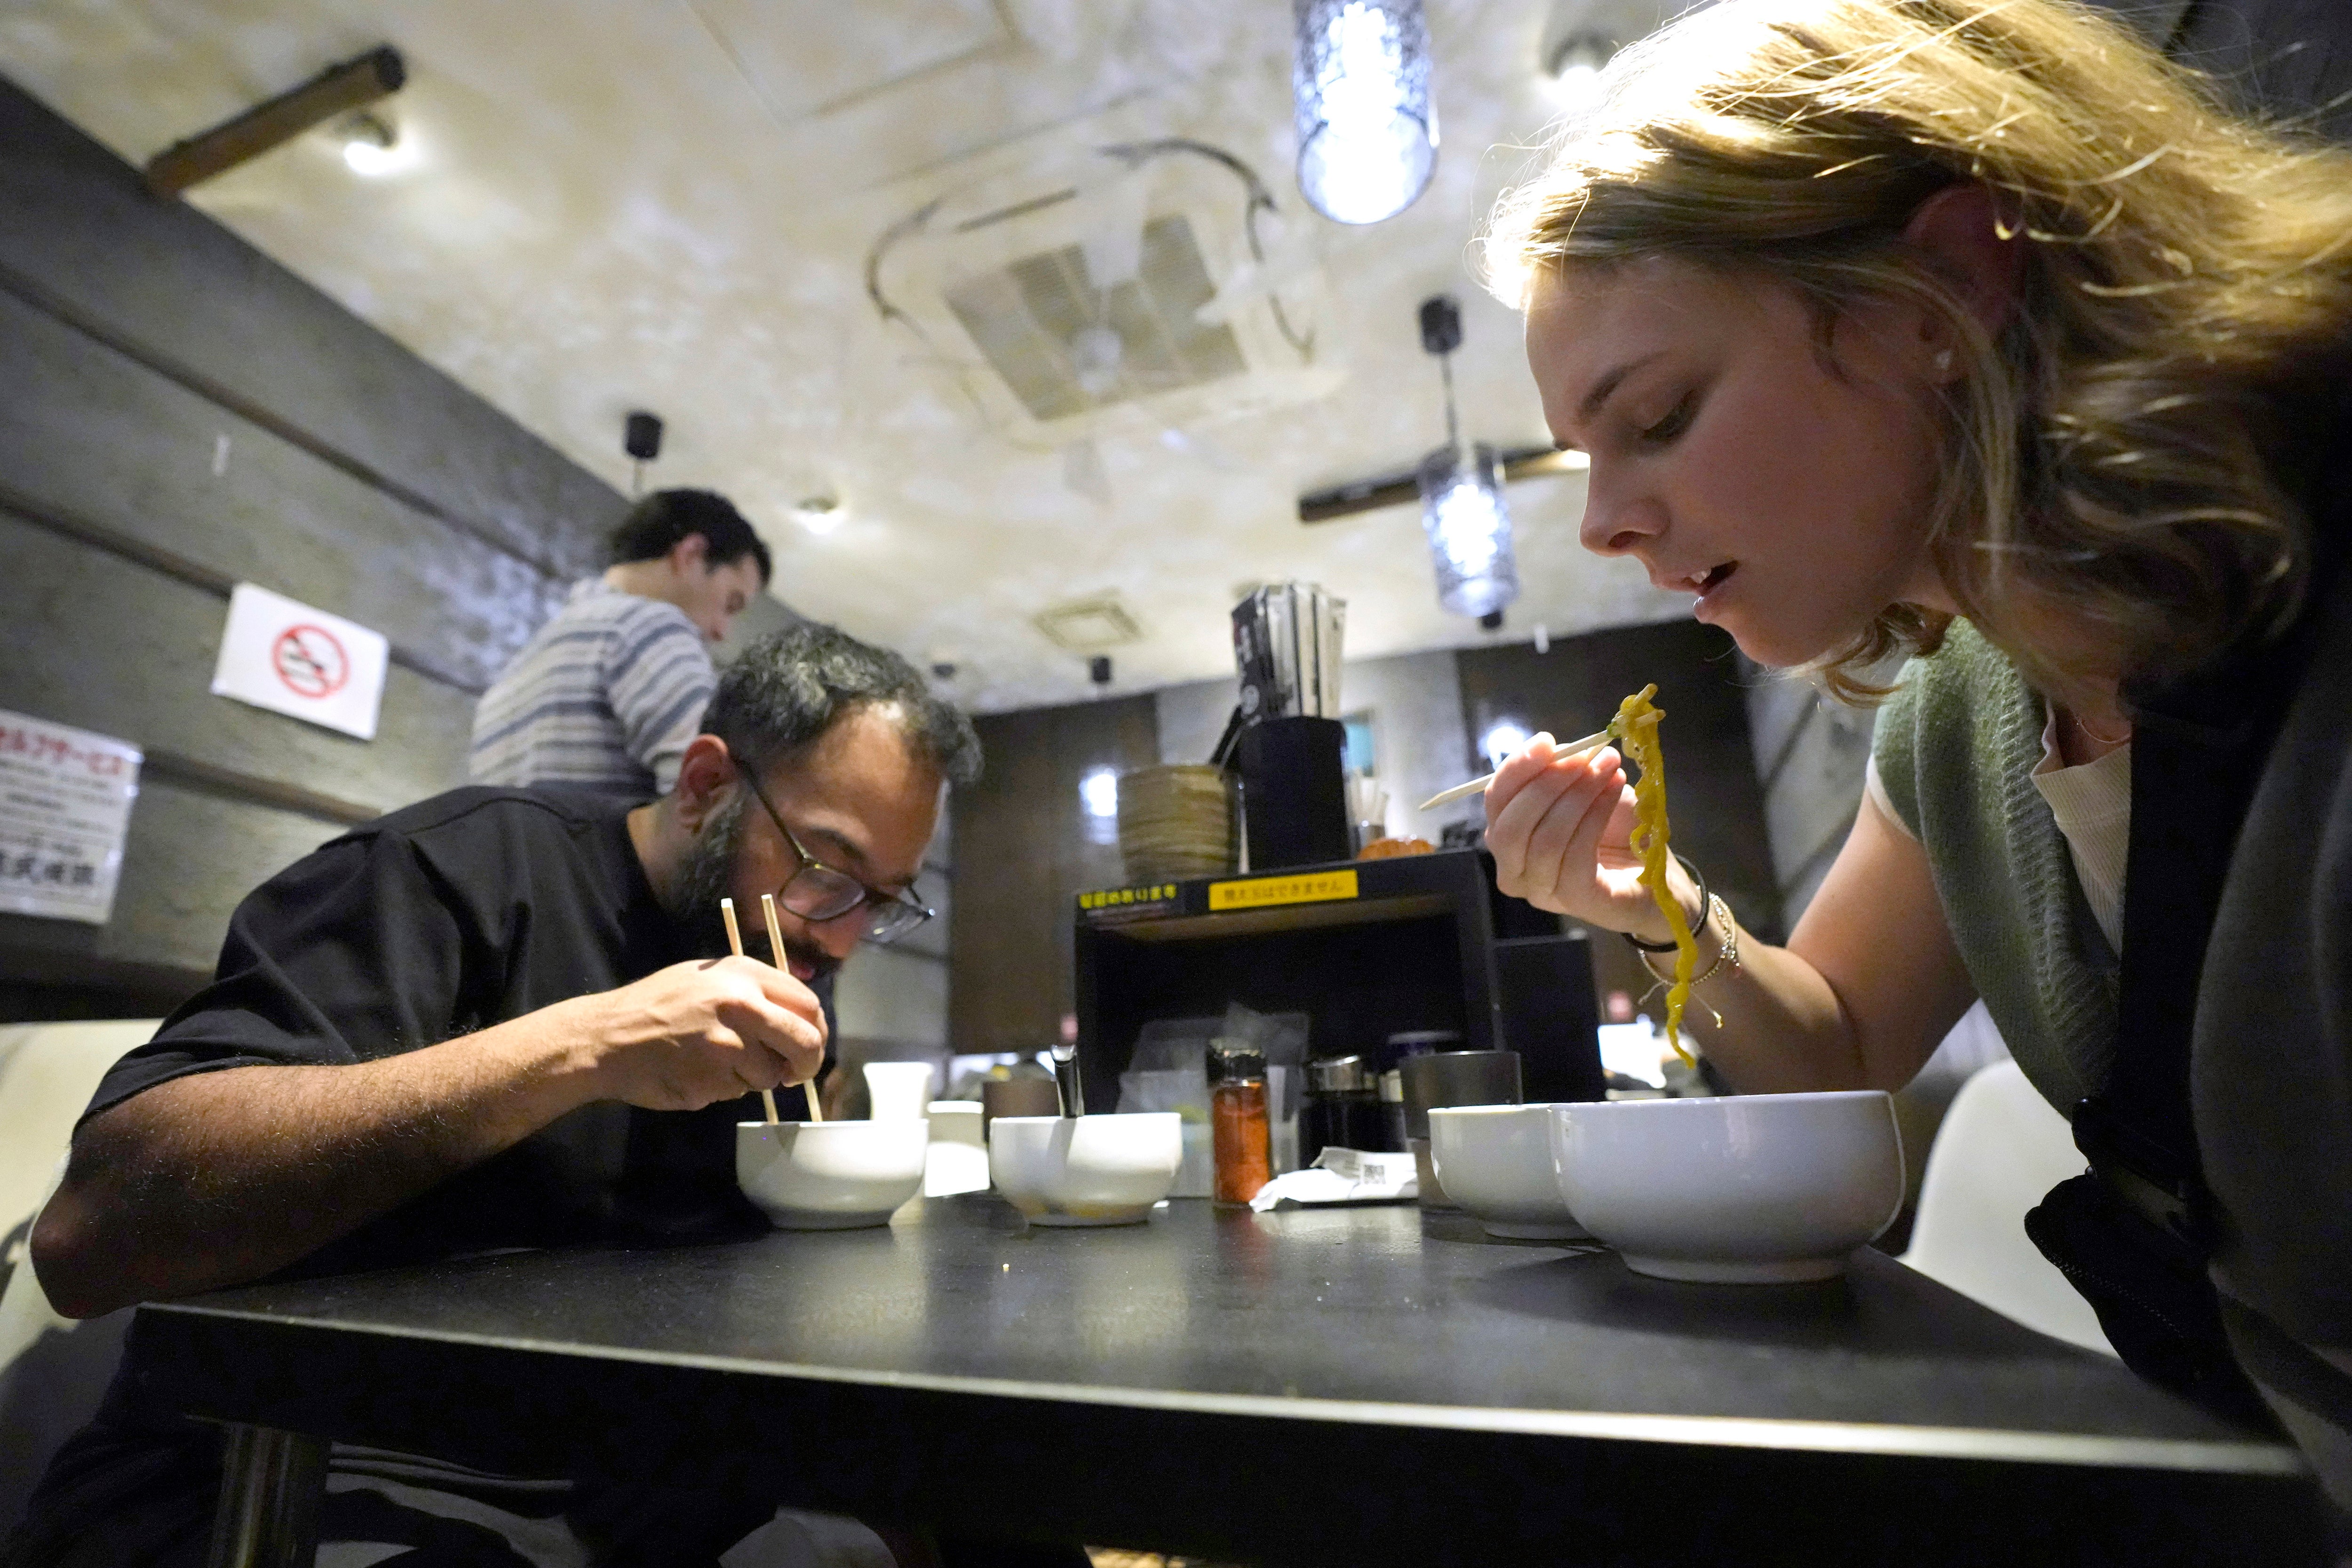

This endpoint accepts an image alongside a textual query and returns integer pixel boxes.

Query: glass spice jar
[1210,1045,1272,1206]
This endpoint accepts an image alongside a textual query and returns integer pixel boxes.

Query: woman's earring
[1933,349,1955,374]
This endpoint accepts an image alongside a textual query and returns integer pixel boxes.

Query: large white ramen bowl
[1549,1092,1905,1283]
[1428,1104,1590,1241]
[988,1113,1182,1226]
[737,1120,929,1230]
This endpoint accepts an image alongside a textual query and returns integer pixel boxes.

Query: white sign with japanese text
[210,582,389,740]
[0,709,142,925]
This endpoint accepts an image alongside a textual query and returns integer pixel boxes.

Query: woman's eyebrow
[1577,351,1667,423]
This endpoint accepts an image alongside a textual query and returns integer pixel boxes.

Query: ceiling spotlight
[1291,0,1438,225]
[1069,325,1124,398]
[1543,33,1615,110]
[1481,720,1532,769]
[338,111,403,176]
[1414,296,1520,621]
[1079,764,1120,845]
[793,496,842,536]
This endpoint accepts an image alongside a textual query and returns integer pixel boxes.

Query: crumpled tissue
[1248,1146,1418,1211]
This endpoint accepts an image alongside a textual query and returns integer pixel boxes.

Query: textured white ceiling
[1,0,1697,711]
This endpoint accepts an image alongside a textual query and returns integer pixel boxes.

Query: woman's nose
[1579,468,1664,557]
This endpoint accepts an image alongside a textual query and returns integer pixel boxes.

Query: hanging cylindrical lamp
[1414,296,1519,619]
[1291,0,1438,225]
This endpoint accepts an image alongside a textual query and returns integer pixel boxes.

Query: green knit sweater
[1871,622,2119,1111]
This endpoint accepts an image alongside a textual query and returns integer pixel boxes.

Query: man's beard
[665,793,841,984]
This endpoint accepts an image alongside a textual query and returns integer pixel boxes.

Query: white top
[1867,706,2131,953]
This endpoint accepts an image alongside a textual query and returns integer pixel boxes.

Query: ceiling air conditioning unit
[868,141,1338,451]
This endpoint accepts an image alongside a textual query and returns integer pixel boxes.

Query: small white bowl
[988,1113,1182,1226]
[1549,1092,1905,1283]
[737,1120,929,1230]
[1428,1104,1590,1241]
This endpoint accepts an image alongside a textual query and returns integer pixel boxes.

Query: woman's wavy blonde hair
[1482,0,2352,701]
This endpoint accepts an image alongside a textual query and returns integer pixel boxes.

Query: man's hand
[565,955,826,1111]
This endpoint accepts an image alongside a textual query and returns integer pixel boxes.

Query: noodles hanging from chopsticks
[1613,684,1699,1067]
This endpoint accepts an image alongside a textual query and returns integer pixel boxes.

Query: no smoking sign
[273,624,350,699]
[212,584,388,740]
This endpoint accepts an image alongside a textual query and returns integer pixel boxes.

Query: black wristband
[1621,854,1706,954]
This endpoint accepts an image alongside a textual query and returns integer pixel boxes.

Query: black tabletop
[136,1198,2322,1567]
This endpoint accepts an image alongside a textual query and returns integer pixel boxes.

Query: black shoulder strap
[2088,580,2332,1254]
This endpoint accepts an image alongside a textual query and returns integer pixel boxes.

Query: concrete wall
[831,801,952,1056]
[1742,665,1879,925]
[0,74,623,1016]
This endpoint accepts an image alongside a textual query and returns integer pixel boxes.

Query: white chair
[0,1019,157,1531]
[1900,1058,2117,1356]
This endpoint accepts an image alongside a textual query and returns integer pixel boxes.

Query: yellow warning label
[1077,883,1181,911]
[1207,869,1360,912]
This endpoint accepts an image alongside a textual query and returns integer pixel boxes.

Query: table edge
[136,1301,2306,1479]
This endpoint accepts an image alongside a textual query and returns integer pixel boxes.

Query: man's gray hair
[706,624,981,788]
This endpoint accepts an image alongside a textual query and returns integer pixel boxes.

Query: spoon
[1416,726,1616,812]
[1050,1043,1084,1119]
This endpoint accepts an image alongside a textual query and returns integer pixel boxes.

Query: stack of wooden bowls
[1116,764,1235,884]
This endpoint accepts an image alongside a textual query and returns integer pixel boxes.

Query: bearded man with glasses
[8,626,1084,1568]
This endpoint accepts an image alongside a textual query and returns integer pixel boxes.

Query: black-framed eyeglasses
[737,766,935,946]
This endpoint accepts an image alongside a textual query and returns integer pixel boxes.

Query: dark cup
[1399,1050,1523,1209]
[980,1077,1061,1141]
[1399,1050,1524,1139]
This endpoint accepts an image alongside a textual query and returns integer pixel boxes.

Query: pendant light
[1414,296,1519,620]
[1291,0,1438,225]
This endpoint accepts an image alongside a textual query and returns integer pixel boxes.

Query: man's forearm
[32,1008,603,1317]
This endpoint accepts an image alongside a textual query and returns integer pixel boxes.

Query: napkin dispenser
[1235,716,1351,871]
[1228,583,1351,871]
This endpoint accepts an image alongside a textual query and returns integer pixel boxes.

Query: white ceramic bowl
[737,1120,929,1230]
[1549,1092,1905,1283]
[1428,1104,1590,1241]
[988,1113,1183,1226]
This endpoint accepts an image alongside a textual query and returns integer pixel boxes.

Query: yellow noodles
[1613,684,1699,1067]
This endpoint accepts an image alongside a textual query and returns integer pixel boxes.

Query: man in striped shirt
[471,489,774,799]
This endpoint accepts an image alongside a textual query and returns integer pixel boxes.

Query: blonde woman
[1476,0,2352,1503]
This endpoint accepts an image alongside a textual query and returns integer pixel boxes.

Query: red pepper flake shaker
[1211,1045,1272,1206]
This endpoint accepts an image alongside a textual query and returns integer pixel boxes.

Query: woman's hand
[1483,733,1694,941]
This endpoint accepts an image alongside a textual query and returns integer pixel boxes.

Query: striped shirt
[469,579,714,799]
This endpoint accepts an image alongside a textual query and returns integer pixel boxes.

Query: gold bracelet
[1637,894,1741,995]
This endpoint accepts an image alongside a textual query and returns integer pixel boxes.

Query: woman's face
[1525,257,1955,668]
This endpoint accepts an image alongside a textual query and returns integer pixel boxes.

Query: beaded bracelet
[1637,893,1742,991]
[1621,853,1706,954]
[1635,893,1742,1030]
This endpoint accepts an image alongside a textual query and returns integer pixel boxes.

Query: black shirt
[87,786,778,1273]
[6,789,813,1566]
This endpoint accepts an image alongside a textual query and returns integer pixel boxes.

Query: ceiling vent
[945,215,1248,423]
[870,142,1340,450]
[1033,591,1145,652]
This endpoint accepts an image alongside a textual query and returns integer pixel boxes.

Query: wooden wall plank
[951,696,1158,1055]
[1,774,354,995]
[0,513,473,820]
[0,288,565,692]
[0,75,619,580]
[0,80,628,1017]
